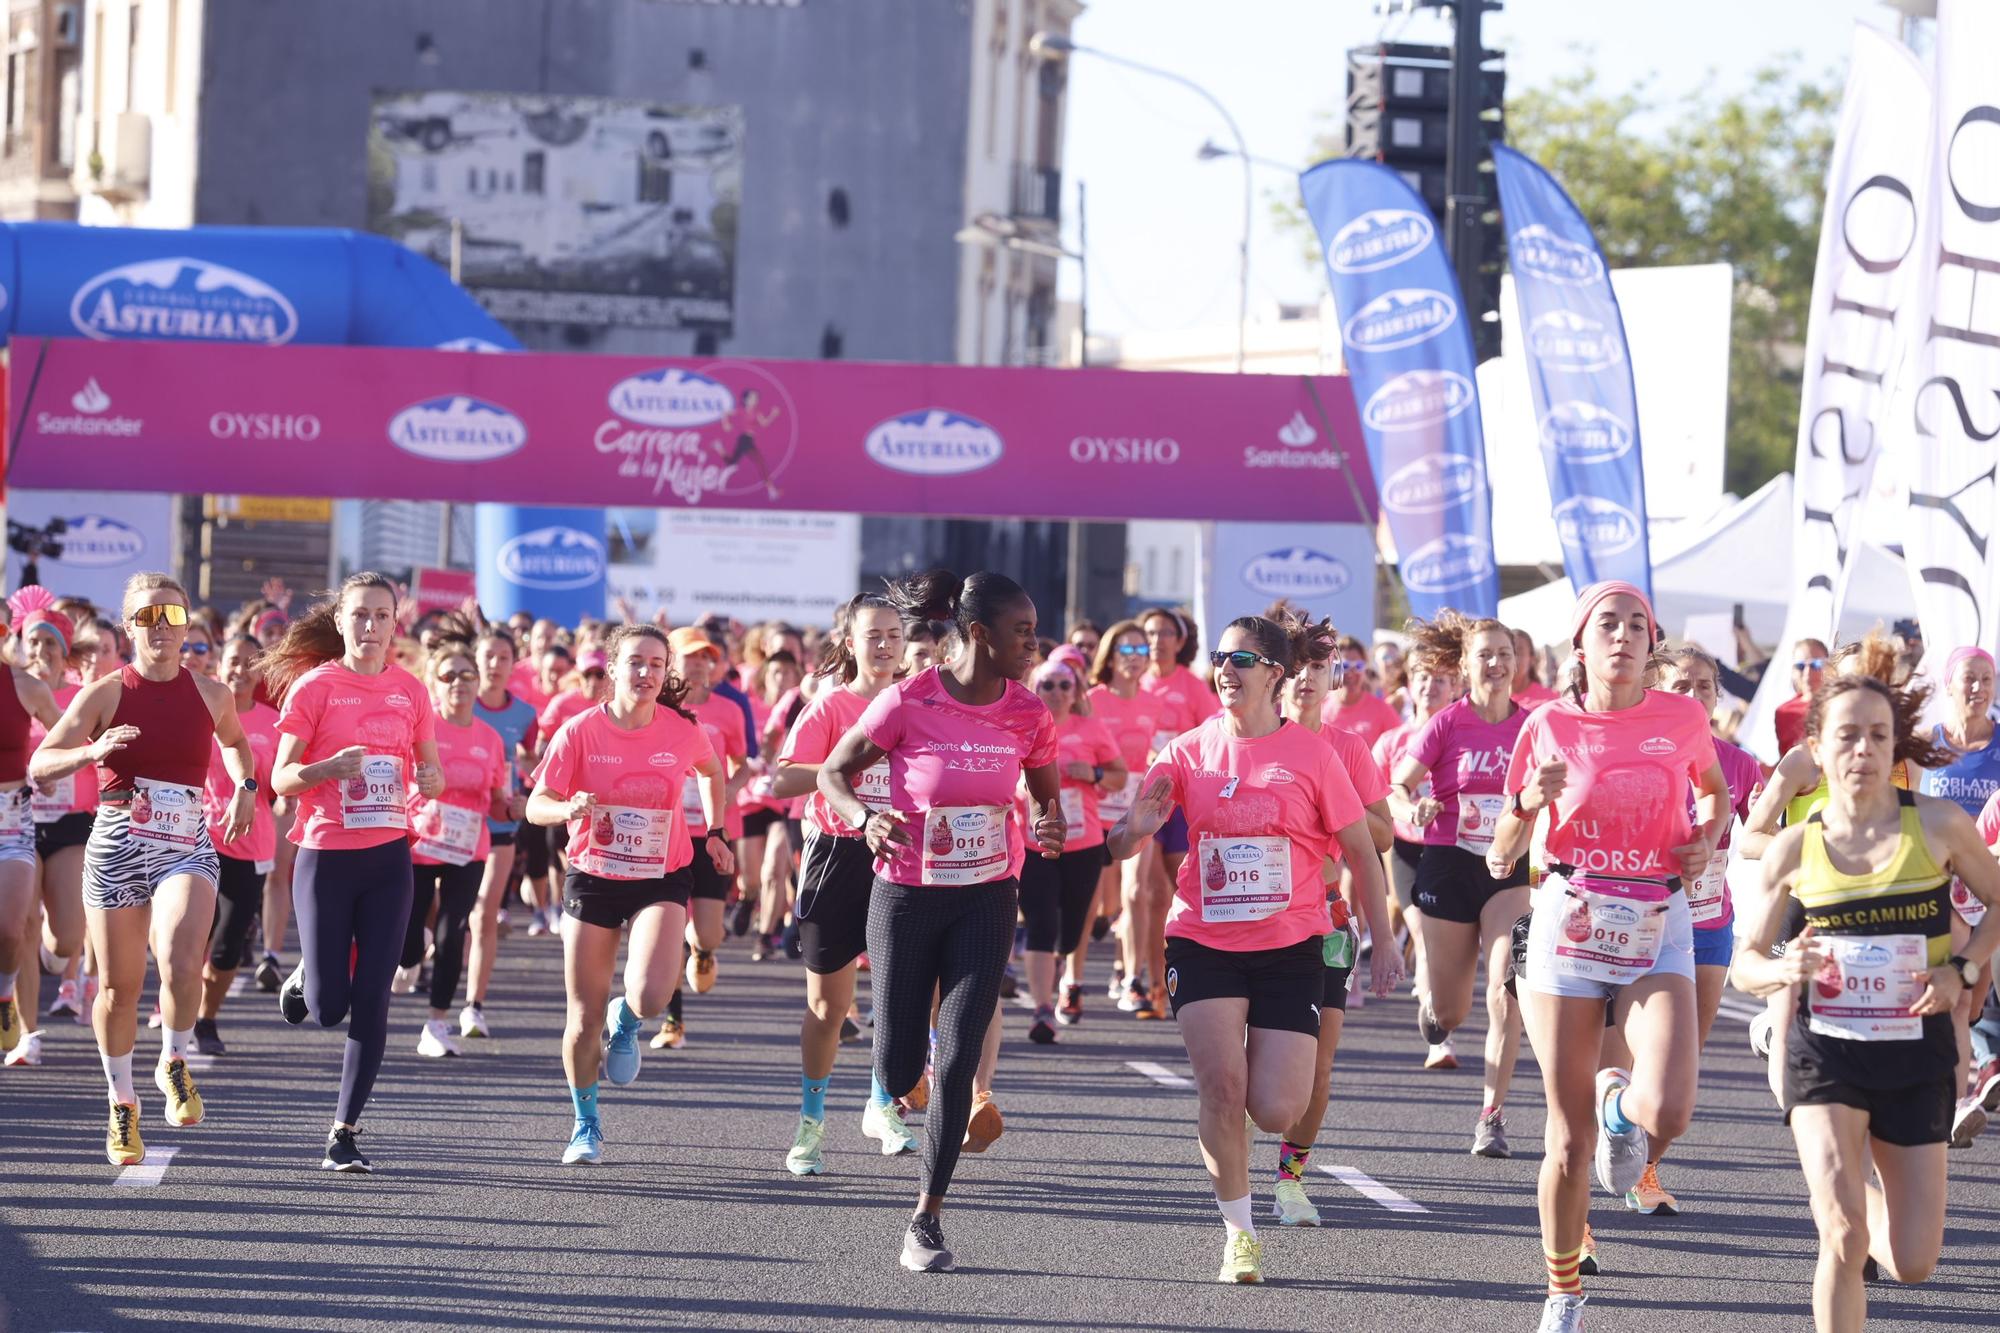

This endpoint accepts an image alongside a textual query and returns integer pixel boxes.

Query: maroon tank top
[0,670,28,783]
[98,666,214,792]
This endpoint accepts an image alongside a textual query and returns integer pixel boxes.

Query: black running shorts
[796,828,876,975]
[1411,844,1528,924]
[563,867,692,929]
[1163,935,1324,1035]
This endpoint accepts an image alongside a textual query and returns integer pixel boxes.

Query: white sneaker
[459,1003,490,1039]
[1593,1066,1648,1195]
[545,906,566,935]
[1271,1177,1321,1227]
[1537,1293,1586,1333]
[417,1019,462,1058]
[861,1100,918,1155]
[1748,1010,1774,1058]
[393,964,422,995]
[1117,979,1145,1013]
[526,916,549,938]
[1950,1095,1988,1149]
[3,1029,43,1066]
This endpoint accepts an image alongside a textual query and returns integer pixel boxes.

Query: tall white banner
[1744,25,1932,759]
[1893,0,2000,659]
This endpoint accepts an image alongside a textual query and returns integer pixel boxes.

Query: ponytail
[885,568,1026,644]
[260,571,397,705]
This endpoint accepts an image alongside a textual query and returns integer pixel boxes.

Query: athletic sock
[1277,1139,1313,1182]
[163,1026,192,1062]
[1604,1088,1636,1135]
[102,1052,136,1103]
[610,996,640,1037]
[668,988,683,1023]
[801,1072,829,1121]
[0,967,16,1000]
[868,1072,893,1109]
[1216,1193,1256,1238]
[571,1082,600,1122]
[1546,1246,1584,1296]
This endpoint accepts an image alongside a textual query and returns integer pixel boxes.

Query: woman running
[1137,608,1219,1020]
[1374,650,1460,1034]
[738,649,801,960]
[30,573,255,1166]
[1327,633,1402,747]
[0,602,67,1064]
[192,636,282,1056]
[18,589,97,1046]
[264,573,442,1173]
[529,648,601,938]
[772,593,913,1174]
[462,627,539,1040]
[817,569,1062,1273]
[1085,620,1164,1016]
[401,641,509,1059]
[1485,581,1728,1332]
[1109,612,1397,1283]
[526,623,734,1165]
[1734,672,1999,1332]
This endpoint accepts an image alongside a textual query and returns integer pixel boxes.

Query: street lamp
[1029,30,1249,374]
[955,202,1090,368]
[1195,139,1299,176]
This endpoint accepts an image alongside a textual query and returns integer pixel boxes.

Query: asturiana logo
[1553,495,1642,557]
[1342,288,1457,352]
[1401,533,1493,595]
[70,257,300,344]
[1327,209,1435,273]
[1381,453,1484,515]
[497,526,607,591]
[1527,309,1623,374]
[388,396,528,463]
[865,410,1004,477]
[1509,224,1606,286]
[1538,401,1635,464]
[607,368,735,426]
[55,514,145,567]
[1362,369,1475,433]
[1240,547,1351,599]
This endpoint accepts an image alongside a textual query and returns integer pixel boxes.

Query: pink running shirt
[204,700,279,863]
[1407,698,1531,847]
[32,682,99,816]
[1045,712,1123,851]
[278,662,437,851]
[782,685,885,839]
[531,704,715,880]
[1139,665,1219,751]
[1329,691,1404,749]
[1373,721,1426,843]
[538,688,595,739]
[410,712,508,867]
[685,692,749,839]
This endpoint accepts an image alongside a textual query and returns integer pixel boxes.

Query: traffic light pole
[1443,0,1486,328]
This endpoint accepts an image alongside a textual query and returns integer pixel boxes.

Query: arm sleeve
[1504,714,1545,797]
[858,684,905,753]
[275,673,322,742]
[1024,709,1059,770]
[779,696,832,765]
[529,722,576,795]
[1407,708,1451,773]
[1341,734,1390,805]
[1316,746,1366,834]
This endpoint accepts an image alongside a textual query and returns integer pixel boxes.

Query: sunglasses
[131,603,189,628]
[436,669,477,684]
[181,642,211,656]
[1794,658,1826,672]
[1037,678,1075,692]
[1210,649,1282,671]
[1115,643,1148,657]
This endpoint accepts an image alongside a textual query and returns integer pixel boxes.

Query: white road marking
[1320,1162,1428,1213]
[113,1146,179,1187]
[1126,1060,1194,1089]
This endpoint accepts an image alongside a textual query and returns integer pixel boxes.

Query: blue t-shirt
[714,677,760,760]
[1920,724,2000,818]
[475,692,540,834]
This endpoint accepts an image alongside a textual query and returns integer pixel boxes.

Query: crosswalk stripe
[1320,1162,1428,1213]
[1126,1060,1194,1089]
[113,1146,179,1188]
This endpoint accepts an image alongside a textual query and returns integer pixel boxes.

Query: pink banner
[5,337,1375,524]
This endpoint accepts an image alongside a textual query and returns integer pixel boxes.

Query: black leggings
[208,854,269,971]
[866,876,1018,1200]
[403,860,485,1013]
[294,840,414,1127]
[1020,847,1105,955]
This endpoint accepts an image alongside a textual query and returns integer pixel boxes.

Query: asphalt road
[3,923,1997,1333]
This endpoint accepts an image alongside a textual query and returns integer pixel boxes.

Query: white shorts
[1523,871,1695,1001]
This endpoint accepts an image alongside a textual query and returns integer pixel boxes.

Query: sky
[1056,0,1913,336]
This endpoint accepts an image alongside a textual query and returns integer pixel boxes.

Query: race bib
[1098,777,1136,820]
[1547,877,1668,985]
[31,774,75,824]
[1951,877,1988,928]
[130,778,208,851]
[1687,850,1730,926]
[1198,834,1292,923]
[1059,786,1087,834]
[413,800,484,866]
[855,762,893,813]
[340,755,408,831]
[920,806,1010,887]
[1454,793,1507,855]
[1807,934,1926,1043]
[572,804,672,880]
[0,787,29,837]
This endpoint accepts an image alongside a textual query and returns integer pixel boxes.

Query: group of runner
[1,566,1993,1332]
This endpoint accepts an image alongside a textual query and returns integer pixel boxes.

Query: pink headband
[1945,646,1995,678]
[1570,579,1661,649]
[1033,658,1081,690]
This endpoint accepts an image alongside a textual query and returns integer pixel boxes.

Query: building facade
[0,0,83,221]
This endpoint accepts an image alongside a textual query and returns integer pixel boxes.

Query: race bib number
[1807,934,1926,1043]
[413,800,483,866]
[1098,777,1136,820]
[1198,835,1292,923]
[855,762,893,813]
[1059,786,1087,834]
[1951,877,1988,928]
[920,806,1010,887]
[340,755,408,831]
[1454,793,1507,855]
[572,804,671,880]
[130,778,208,851]
[31,774,75,824]
[1548,878,1668,985]
[1687,850,1730,926]
[0,787,29,837]
[681,774,708,823]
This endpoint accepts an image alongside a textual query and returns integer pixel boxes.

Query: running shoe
[686,949,717,994]
[323,1126,372,1173]
[786,1115,827,1176]
[1271,1178,1321,1227]
[1417,997,1449,1046]
[603,1000,643,1086]
[1135,1001,1166,1021]
[1028,1009,1058,1045]
[545,906,565,935]
[1949,1095,1987,1149]
[1057,984,1083,1026]
[839,1016,863,1045]
[1091,915,1112,943]
[1625,1162,1679,1215]
[526,914,549,938]
[1537,1293,1586,1333]
[1972,1057,2000,1113]
[901,1211,954,1273]
[963,1091,1004,1152]
[999,968,1019,1000]
[0,997,20,1053]
[561,1116,604,1165]
[1217,1231,1263,1284]
[106,1101,144,1166]
[191,1017,227,1057]
[650,1017,685,1050]
[1424,1041,1459,1070]
[3,1029,42,1066]
[1107,965,1126,1002]
[147,1003,163,1030]
[1117,978,1146,1012]
[154,1057,204,1127]
[392,964,422,995]
[47,979,80,1018]
[459,1003,490,1039]
[417,1019,463,1059]
[1579,1222,1601,1276]
[279,961,309,1025]
[1748,1010,1775,1058]
[1472,1107,1511,1159]
[255,953,283,993]
[728,897,756,937]
[1593,1066,1648,1195]
[750,937,771,963]
[899,1068,931,1113]
[862,1100,918,1155]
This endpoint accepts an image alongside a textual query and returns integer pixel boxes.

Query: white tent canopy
[1497,473,1911,653]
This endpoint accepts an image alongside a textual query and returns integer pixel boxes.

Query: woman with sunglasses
[30,574,257,1165]
[818,569,1062,1273]
[262,572,443,1173]
[179,620,217,679]
[1327,634,1403,748]
[0,594,68,1065]
[400,641,509,1060]
[460,627,539,1041]
[1109,614,1396,1284]
[1086,620,1166,1017]
[527,624,733,1165]
[1484,582,1728,1332]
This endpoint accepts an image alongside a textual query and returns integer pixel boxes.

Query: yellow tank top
[1797,790,1951,968]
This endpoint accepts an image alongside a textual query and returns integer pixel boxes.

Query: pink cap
[1569,579,1660,649]
[1945,645,1995,678]
[578,649,609,673]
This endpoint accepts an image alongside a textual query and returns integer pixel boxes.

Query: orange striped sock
[1545,1247,1583,1296]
